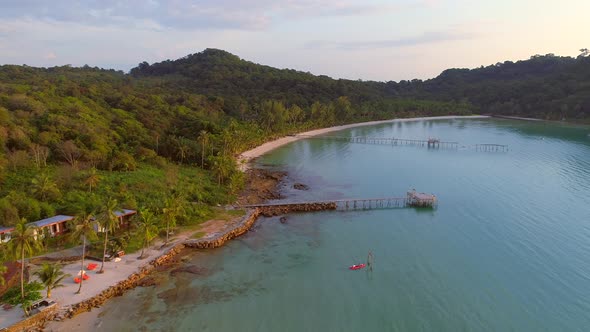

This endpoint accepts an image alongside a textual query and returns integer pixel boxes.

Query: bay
[96,118,590,332]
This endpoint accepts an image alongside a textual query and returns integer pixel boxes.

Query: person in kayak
[367,251,374,271]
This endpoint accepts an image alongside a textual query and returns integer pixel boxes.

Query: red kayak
[349,263,366,270]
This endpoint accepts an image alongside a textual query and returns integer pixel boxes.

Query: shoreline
[490,114,544,122]
[40,210,262,332]
[238,115,489,170]
[33,115,485,331]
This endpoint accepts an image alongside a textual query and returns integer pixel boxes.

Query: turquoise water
[97,119,590,331]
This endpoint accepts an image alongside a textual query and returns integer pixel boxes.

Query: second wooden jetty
[295,134,459,149]
[240,190,437,216]
[292,134,508,152]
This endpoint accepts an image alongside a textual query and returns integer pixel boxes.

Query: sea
[94,118,590,332]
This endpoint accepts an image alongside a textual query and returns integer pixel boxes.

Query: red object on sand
[82,274,90,280]
[349,264,366,270]
[87,263,98,270]
[74,277,81,283]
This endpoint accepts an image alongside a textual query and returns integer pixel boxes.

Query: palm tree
[137,209,158,259]
[197,130,210,168]
[8,218,41,299]
[210,154,233,185]
[70,213,97,294]
[162,195,185,245]
[228,172,244,203]
[33,263,70,298]
[30,173,60,201]
[84,167,100,193]
[176,137,190,165]
[97,198,119,273]
[220,129,237,157]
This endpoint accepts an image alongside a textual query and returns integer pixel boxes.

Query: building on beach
[114,209,137,228]
[30,215,75,238]
[95,209,137,232]
[0,209,137,242]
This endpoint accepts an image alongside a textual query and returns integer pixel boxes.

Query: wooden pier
[475,144,509,152]
[293,134,507,152]
[240,190,437,216]
[296,134,459,149]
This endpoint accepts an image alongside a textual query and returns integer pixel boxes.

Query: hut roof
[30,215,75,228]
[412,192,436,200]
[0,226,14,234]
[114,209,137,217]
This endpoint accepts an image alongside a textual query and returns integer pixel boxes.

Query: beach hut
[115,209,137,229]
[94,209,137,232]
[29,215,75,239]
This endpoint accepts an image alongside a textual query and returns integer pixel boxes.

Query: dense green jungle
[0,48,588,233]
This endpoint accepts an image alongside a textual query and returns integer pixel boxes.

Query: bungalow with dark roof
[29,215,75,238]
[1,210,137,243]
[95,209,137,233]
[115,209,137,228]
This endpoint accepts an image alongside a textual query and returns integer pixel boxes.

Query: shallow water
[97,119,590,331]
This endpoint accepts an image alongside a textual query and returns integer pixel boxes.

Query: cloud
[0,17,248,70]
[43,52,57,60]
[305,30,475,50]
[0,25,16,38]
[0,0,422,30]
[279,0,439,18]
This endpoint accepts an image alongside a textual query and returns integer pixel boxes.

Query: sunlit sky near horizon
[0,0,588,81]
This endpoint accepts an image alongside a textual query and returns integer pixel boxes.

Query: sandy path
[238,115,489,170]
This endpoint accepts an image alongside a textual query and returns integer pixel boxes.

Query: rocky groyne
[258,202,337,217]
[184,209,261,249]
[4,305,58,332]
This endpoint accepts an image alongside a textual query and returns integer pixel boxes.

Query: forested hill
[391,53,590,120]
[132,48,590,120]
[0,48,588,227]
[130,48,388,106]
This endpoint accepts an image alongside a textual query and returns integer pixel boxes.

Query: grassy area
[215,208,246,221]
[0,160,239,254]
[0,160,250,261]
[0,161,235,226]
[191,231,206,239]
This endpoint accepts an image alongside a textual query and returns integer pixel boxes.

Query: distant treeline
[391,53,590,120]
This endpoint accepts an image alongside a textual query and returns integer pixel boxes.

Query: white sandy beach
[0,245,166,332]
[238,115,489,170]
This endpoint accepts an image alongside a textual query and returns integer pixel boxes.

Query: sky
[0,0,588,81]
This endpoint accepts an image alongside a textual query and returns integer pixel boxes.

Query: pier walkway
[292,134,508,152]
[240,190,437,216]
